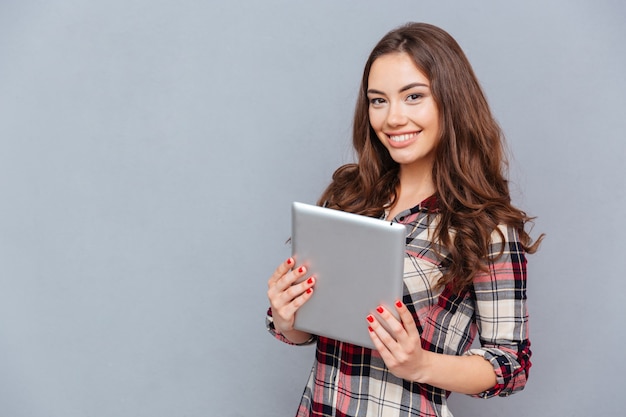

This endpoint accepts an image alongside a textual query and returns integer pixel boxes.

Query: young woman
[266,22,542,417]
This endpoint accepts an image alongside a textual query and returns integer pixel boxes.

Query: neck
[397,163,435,199]
[387,163,436,220]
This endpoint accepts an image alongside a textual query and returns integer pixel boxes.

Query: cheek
[368,109,384,132]
[412,107,438,131]
[424,103,440,128]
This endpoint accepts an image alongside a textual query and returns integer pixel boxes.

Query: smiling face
[367,52,440,175]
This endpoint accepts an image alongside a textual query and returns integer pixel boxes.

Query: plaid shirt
[266,197,532,417]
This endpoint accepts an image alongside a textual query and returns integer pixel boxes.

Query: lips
[389,132,418,142]
[386,131,419,147]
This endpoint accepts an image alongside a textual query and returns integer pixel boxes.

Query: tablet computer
[291,202,406,349]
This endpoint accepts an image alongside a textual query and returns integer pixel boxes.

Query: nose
[386,102,408,127]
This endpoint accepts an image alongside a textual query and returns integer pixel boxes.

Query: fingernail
[287,258,292,265]
[366,315,374,323]
[368,326,374,332]
[306,288,312,294]
[376,306,384,314]
[307,277,313,284]
[395,300,403,308]
[298,266,304,273]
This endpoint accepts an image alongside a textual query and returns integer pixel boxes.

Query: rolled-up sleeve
[265,307,317,346]
[464,225,532,398]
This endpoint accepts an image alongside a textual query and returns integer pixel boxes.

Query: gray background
[0,1,624,416]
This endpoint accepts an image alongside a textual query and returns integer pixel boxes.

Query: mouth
[388,132,419,143]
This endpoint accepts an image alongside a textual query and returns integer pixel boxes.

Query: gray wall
[0,1,623,416]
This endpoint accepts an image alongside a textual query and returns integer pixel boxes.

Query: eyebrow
[367,82,429,95]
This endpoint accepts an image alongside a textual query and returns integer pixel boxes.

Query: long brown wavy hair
[318,22,543,292]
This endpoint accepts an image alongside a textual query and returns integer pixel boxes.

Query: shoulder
[404,212,447,264]
[488,224,526,257]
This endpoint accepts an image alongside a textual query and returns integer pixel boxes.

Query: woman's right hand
[267,257,316,342]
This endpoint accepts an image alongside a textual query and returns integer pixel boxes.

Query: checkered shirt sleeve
[464,224,531,398]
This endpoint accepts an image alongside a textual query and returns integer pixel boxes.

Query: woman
[266,22,542,417]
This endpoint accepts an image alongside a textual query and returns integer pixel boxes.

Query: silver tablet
[291,202,406,349]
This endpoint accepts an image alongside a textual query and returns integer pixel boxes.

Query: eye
[406,93,423,102]
[369,97,386,106]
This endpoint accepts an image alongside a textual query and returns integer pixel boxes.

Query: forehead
[368,52,429,88]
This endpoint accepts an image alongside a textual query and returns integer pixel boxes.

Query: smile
[388,132,419,143]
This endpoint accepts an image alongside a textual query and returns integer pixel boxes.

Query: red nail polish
[376,306,384,314]
[298,267,304,273]
[287,258,292,265]
[396,300,403,308]
[368,326,374,332]
[366,315,374,323]
[306,288,312,294]
[307,277,313,284]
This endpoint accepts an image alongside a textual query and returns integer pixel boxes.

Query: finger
[367,321,389,353]
[272,279,316,329]
[374,305,406,338]
[281,275,316,303]
[267,257,295,287]
[366,312,398,351]
[269,264,308,295]
[268,271,315,317]
[290,280,315,309]
[278,264,309,293]
[366,316,403,369]
[394,299,420,338]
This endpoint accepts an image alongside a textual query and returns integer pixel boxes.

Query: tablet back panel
[291,202,405,349]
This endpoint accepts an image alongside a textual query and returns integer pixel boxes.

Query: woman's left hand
[366,300,429,382]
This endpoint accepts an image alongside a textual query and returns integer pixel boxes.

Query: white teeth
[389,133,416,142]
